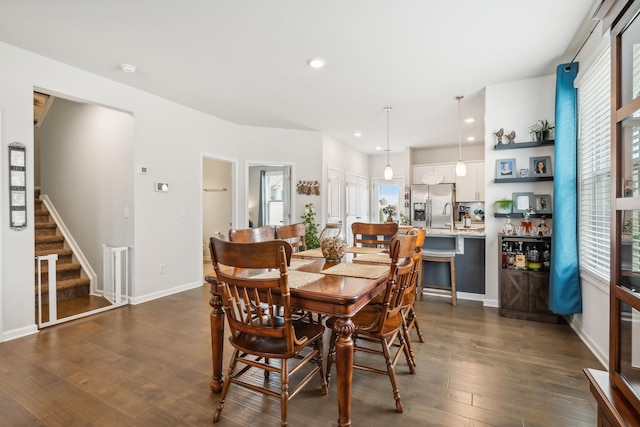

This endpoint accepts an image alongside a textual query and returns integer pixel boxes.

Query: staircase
[34,189,90,301]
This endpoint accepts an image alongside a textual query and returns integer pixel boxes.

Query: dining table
[205,246,390,427]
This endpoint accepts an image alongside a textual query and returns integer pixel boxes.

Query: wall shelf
[494,213,552,219]
[494,176,554,183]
[494,140,554,150]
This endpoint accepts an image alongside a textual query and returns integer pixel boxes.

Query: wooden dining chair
[275,223,307,252]
[325,232,417,413]
[228,225,275,243]
[351,222,399,250]
[210,237,327,426]
[401,227,426,367]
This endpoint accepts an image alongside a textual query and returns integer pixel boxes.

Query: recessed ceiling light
[354,132,362,137]
[464,118,475,123]
[467,136,475,141]
[307,57,326,69]
[120,64,137,73]
[375,146,383,151]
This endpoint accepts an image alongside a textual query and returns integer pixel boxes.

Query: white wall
[484,75,556,306]
[39,98,134,289]
[0,41,323,341]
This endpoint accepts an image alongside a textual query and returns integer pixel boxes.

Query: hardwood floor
[1,282,601,426]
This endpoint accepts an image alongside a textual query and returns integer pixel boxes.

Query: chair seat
[326,306,403,337]
[422,249,456,258]
[231,320,325,358]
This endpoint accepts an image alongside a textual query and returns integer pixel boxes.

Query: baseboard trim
[1,324,39,343]
[129,281,202,305]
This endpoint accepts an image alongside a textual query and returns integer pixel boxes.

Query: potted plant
[493,198,513,214]
[529,119,554,142]
[300,203,320,249]
[382,204,397,223]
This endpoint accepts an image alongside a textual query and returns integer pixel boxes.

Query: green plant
[493,198,514,211]
[399,211,410,226]
[300,203,320,249]
[382,204,397,217]
[529,119,554,140]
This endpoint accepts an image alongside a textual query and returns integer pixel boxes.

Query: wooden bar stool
[420,249,457,306]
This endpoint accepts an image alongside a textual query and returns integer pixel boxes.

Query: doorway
[34,90,134,327]
[202,156,234,263]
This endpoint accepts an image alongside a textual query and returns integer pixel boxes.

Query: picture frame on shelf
[534,194,552,214]
[512,192,534,214]
[529,156,553,176]
[519,168,529,178]
[496,158,516,178]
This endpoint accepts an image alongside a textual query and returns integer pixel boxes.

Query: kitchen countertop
[400,224,486,238]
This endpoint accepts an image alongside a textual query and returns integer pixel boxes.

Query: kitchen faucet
[442,202,453,232]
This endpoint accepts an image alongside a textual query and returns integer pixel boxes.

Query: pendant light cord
[455,96,463,160]
[386,107,390,164]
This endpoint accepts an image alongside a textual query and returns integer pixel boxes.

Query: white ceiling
[0,1,597,154]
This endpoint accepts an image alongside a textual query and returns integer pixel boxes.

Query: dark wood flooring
[1,283,601,426]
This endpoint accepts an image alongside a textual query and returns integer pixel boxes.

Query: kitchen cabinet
[412,163,456,185]
[455,161,484,202]
[498,234,560,323]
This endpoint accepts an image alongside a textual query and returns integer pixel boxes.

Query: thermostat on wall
[155,182,170,192]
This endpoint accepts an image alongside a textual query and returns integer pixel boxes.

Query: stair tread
[35,235,64,243]
[35,223,56,229]
[38,277,90,293]
[35,248,73,257]
[37,262,81,273]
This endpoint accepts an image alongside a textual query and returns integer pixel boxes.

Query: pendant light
[454,96,467,176]
[383,106,393,180]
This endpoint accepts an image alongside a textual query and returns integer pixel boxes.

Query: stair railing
[39,195,97,291]
[36,253,58,327]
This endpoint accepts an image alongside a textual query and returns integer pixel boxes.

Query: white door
[345,173,369,245]
[327,167,342,224]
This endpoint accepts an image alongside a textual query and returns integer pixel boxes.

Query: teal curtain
[549,62,582,314]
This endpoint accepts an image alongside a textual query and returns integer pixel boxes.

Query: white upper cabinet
[412,163,456,184]
[455,161,485,202]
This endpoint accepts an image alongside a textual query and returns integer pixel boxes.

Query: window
[578,45,611,281]
[372,178,402,223]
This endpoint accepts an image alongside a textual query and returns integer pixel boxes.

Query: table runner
[322,263,389,280]
[345,246,387,254]
[289,258,316,270]
[291,248,324,258]
[352,253,391,264]
[250,270,325,289]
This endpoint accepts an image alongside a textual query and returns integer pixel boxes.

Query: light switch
[124,207,130,218]
[179,208,186,217]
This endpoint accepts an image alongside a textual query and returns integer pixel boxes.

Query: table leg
[209,284,225,392]
[333,317,355,427]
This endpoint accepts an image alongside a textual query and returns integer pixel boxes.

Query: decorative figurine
[505,130,516,144]
[494,128,504,144]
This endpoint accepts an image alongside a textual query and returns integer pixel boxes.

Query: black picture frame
[9,142,27,231]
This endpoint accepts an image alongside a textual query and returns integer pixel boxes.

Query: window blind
[578,45,611,281]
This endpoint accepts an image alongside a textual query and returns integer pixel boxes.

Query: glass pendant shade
[384,164,393,180]
[456,160,466,176]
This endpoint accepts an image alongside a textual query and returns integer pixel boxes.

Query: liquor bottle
[502,216,515,235]
[520,208,534,234]
[543,242,551,270]
[501,242,508,268]
[527,245,541,270]
[507,243,515,268]
[515,241,526,269]
[537,216,551,236]
[463,212,472,228]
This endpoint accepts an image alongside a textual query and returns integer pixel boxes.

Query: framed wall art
[496,158,516,178]
[9,142,27,230]
[534,194,552,214]
[512,192,534,214]
[529,156,553,176]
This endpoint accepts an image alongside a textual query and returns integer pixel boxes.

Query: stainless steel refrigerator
[410,184,455,228]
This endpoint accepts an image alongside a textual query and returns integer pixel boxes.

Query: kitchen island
[421,225,486,296]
